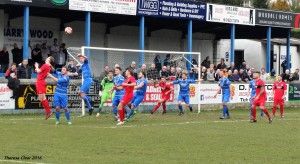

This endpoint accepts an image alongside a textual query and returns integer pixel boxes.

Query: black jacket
[0,50,9,64]
[11,48,23,65]
[17,64,32,79]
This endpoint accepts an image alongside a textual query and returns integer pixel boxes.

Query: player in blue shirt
[76,54,94,115]
[214,70,233,119]
[124,72,147,122]
[110,67,125,121]
[172,71,198,115]
[248,79,264,117]
[47,66,78,125]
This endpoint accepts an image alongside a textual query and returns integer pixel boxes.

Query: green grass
[0,108,300,164]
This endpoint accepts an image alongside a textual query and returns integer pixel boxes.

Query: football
[64,27,72,35]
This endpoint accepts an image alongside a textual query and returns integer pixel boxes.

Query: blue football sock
[55,111,60,121]
[113,107,118,116]
[225,105,229,117]
[83,96,92,109]
[179,105,184,113]
[124,106,131,115]
[222,106,226,117]
[261,110,264,116]
[127,110,135,119]
[65,110,71,122]
[189,105,193,111]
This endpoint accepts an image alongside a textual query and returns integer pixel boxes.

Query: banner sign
[0,0,69,9]
[0,84,15,109]
[136,0,206,20]
[15,84,101,109]
[289,83,300,102]
[4,27,59,55]
[144,84,174,102]
[255,9,295,28]
[206,4,255,26]
[69,0,137,16]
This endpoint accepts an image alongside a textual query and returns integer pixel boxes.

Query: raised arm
[35,62,42,73]
[47,73,58,82]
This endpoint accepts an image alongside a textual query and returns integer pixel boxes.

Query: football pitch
[0,108,299,164]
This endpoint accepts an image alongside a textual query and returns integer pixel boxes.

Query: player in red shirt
[251,71,272,123]
[272,75,287,118]
[117,68,136,125]
[151,76,174,114]
[35,56,55,120]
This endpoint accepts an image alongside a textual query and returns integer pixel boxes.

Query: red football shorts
[36,82,46,94]
[274,98,284,106]
[253,99,266,107]
[121,94,133,106]
[162,95,170,102]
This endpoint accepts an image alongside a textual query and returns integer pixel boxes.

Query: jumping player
[272,75,287,118]
[124,72,147,122]
[151,76,174,114]
[117,68,136,125]
[251,72,272,123]
[172,71,198,115]
[76,54,94,115]
[111,67,125,121]
[34,56,55,120]
[96,70,114,118]
[247,79,264,117]
[214,70,233,119]
[47,67,77,125]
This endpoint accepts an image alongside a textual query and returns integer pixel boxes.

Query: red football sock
[41,99,51,114]
[162,104,166,113]
[118,109,124,122]
[262,108,271,119]
[272,106,277,116]
[251,107,257,120]
[280,106,284,116]
[152,103,161,113]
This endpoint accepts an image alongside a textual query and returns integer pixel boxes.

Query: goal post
[67,46,202,116]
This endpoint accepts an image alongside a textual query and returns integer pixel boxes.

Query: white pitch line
[0,159,51,164]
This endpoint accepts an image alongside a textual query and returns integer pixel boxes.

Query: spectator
[154,55,162,71]
[50,38,60,57]
[216,58,227,69]
[189,66,199,80]
[247,71,253,81]
[0,46,9,73]
[147,64,160,80]
[169,55,177,68]
[166,64,171,72]
[67,60,77,73]
[282,69,290,82]
[245,65,251,72]
[137,64,147,79]
[168,67,176,81]
[228,70,234,82]
[126,61,138,79]
[160,66,169,78]
[228,62,238,72]
[32,44,42,66]
[5,63,20,99]
[164,54,170,66]
[178,58,186,69]
[53,46,67,69]
[239,60,246,70]
[209,63,215,70]
[281,59,291,73]
[100,66,110,80]
[41,43,50,64]
[11,43,23,66]
[17,60,32,79]
[201,56,210,69]
[250,67,255,77]
[207,66,215,82]
[192,59,198,66]
[61,43,68,60]
[231,69,240,82]
[175,67,182,79]
[200,67,207,81]
[267,69,277,82]
[289,73,294,82]
[214,69,221,82]
[260,68,268,82]
[238,69,247,82]
[27,40,33,67]
[293,69,299,81]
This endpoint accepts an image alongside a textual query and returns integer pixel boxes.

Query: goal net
[66,46,201,116]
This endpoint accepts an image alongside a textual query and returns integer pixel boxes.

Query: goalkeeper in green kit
[96,70,114,118]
